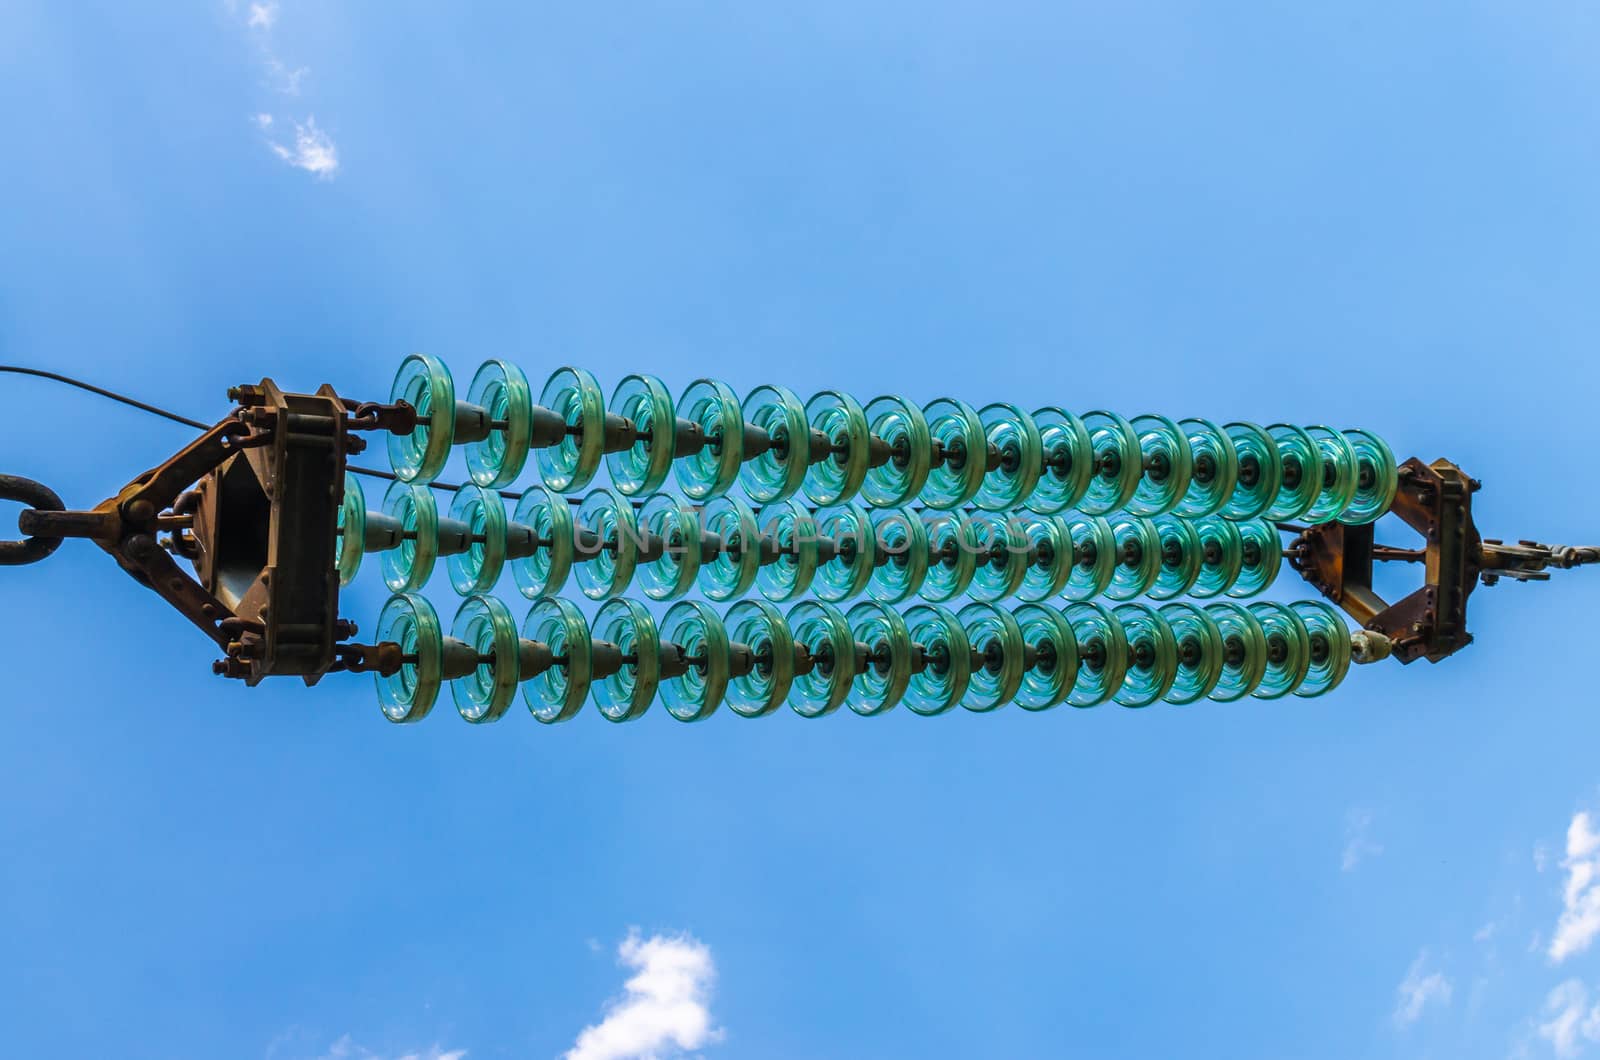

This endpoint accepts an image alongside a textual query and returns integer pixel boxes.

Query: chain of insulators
[373,593,1359,724]
[385,355,1401,527]
[337,472,1290,608]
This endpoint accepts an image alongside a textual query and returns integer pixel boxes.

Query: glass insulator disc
[1248,601,1311,699]
[974,403,1042,512]
[725,600,794,718]
[1340,428,1398,526]
[336,471,367,587]
[755,497,817,602]
[920,512,979,603]
[959,602,1025,712]
[1264,423,1320,521]
[575,488,638,600]
[1079,410,1142,516]
[1065,601,1129,707]
[674,379,744,501]
[449,594,519,723]
[375,592,443,723]
[1175,417,1238,518]
[522,598,591,723]
[536,366,606,493]
[1106,515,1162,601]
[803,390,870,506]
[1204,602,1267,702]
[1112,602,1178,707]
[903,605,970,716]
[1221,422,1281,521]
[1303,425,1360,525]
[592,598,660,723]
[1013,603,1078,711]
[862,395,930,507]
[464,359,533,488]
[446,484,507,595]
[380,480,438,592]
[1148,515,1202,601]
[1029,407,1093,514]
[847,601,912,716]
[1160,601,1224,705]
[387,353,456,484]
[739,384,809,503]
[868,507,929,604]
[1127,413,1193,517]
[1227,518,1281,599]
[1290,600,1353,699]
[968,512,1029,603]
[787,600,853,718]
[660,600,730,722]
[634,493,700,601]
[607,374,676,497]
[509,485,574,600]
[921,397,987,510]
[1189,516,1244,599]
[814,503,876,603]
[1017,514,1072,602]
[1061,514,1116,602]
[698,495,760,602]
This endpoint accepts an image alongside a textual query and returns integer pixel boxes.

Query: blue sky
[3,1,1600,1057]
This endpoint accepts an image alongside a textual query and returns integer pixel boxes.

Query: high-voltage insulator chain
[337,474,1287,607]
[374,593,1375,724]
[384,356,1400,526]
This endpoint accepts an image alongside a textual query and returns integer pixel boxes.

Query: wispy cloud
[1538,980,1600,1058]
[566,931,722,1060]
[1394,950,1452,1028]
[1343,808,1383,872]
[268,116,339,178]
[247,1,278,29]
[266,1032,465,1060]
[1551,812,1600,963]
[233,1,339,178]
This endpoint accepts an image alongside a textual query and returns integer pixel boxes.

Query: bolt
[125,498,156,523]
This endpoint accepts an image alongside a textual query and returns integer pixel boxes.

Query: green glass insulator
[1030,407,1093,514]
[804,390,871,506]
[659,600,730,722]
[969,512,1029,603]
[725,600,794,718]
[674,379,744,501]
[903,605,970,716]
[1062,514,1117,602]
[1340,428,1398,526]
[1079,410,1142,516]
[847,601,912,716]
[1106,515,1161,601]
[1160,601,1224,705]
[1303,425,1360,524]
[636,493,701,601]
[1221,422,1281,521]
[739,384,809,503]
[862,395,931,507]
[920,513,979,603]
[465,359,533,488]
[449,594,519,723]
[959,603,1024,711]
[698,495,760,602]
[380,480,438,592]
[1189,516,1244,599]
[1065,601,1129,707]
[1175,418,1239,519]
[1012,603,1078,711]
[375,592,443,723]
[510,485,574,600]
[575,488,638,600]
[787,600,854,718]
[815,503,876,603]
[537,366,606,493]
[607,375,676,496]
[522,598,591,723]
[1265,423,1320,521]
[1227,518,1281,599]
[974,403,1043,512]
[1148,516,1202,601]
[1204,602,1267,702]
[445,485,507,595]
[1127,414,1193,517]
[1248,601,1311,699]
[335,471,367,587]
[592,598,660,723]
[868,507,929,604]
[921,397,987,510]
[387,354,456,484]
[1112,602,1178,707]
[1017,514,1072,602]
[755,497,818,602]
[1290,600,1353,699]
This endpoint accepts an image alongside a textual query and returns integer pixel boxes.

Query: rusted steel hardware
[10,380,408,685]
[1286,457,1597,664]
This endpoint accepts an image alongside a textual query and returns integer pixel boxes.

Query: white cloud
[1551,812,1600,963]
[1475,921,1498,944]
[1343,809,1383,872]
[266,116,339,179]
[1393,950,1452,1028]
[254,112,274,129]
[248,1,278,29]
[273,1034,465,1060]
[1538,980,1600,1058]
[566,931,722,1060]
